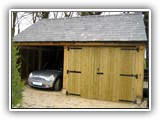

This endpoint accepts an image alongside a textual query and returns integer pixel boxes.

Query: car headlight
[48,75,55,81]
[29,73,33,78]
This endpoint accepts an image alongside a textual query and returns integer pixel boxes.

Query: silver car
[28,70,62,91]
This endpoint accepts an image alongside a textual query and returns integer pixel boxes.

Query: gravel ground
[20,85,147,108]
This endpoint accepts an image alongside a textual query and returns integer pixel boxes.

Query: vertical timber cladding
[67,46,139,101]
[67,47,83,94]
[119,47,137,102]
[80,47,120,101]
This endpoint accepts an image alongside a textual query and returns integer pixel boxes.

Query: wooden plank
[114,48,120,101]
[135,45,145,102]
[63,46,68,89]
[118,49,136,101]
[67,47,83,94]
[103,48,113,101]
[98,47,119,101]
[26,50,29,76]
[80,47,93,98]
[95,47,103,100]
[92,47,99,99]
[80,47,88,98]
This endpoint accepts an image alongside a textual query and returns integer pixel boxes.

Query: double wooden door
[67,47,137,102]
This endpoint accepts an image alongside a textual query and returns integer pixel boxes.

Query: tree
[11,43,24,107]
[32,12,39,23]
[64,12,74,17]
[13,12,33,35]
[41,12,50,18]
[11,11,24,107]
[11,12,17,37]
[142,12,148,39]
[142,12,149,69]
[80,12,102,16]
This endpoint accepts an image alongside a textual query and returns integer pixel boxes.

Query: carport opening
[19,46,64,80]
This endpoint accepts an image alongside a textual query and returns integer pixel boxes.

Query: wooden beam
[38,50,42,70]
[63,46,68,89]
[135,45,145,103]
[15,42,146,47]
[19,46,57,52]
[26,50,29,76]
[33,50,35,70]
[21,56,33,70]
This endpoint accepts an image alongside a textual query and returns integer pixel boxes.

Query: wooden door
[67,47,83,95]
[67,47,98,97]
[67,46,137,102]
[119,48,137,102]
[80,47,98,99]
[81,47,119,101]
[98,47,119,101]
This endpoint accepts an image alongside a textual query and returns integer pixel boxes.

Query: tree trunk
[41,12,50,18]
[12,12,17,38]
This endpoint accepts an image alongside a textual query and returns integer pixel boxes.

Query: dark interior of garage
[19,46,64,80]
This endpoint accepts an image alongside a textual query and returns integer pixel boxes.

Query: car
[28,70,63,91]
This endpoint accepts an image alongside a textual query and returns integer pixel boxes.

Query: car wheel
[54,78,61,91]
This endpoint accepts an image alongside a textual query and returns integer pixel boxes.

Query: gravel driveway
[20,85,147,108]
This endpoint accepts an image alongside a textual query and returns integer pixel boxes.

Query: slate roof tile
[14,13,147,42]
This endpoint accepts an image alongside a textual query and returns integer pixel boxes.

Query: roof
[14,13,147,42]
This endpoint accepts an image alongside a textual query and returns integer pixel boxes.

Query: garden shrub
[11,42,24,107]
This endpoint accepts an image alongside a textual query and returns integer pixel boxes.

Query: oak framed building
[14,13,147,103]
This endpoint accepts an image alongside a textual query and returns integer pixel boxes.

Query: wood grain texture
[119,49,136,101]
[67,47,83,94]
[135,45,145,101]
[63,46,68,89]
[65,46,145,102]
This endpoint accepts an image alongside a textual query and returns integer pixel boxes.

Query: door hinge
[67,70,81,74]
[121,48,139,52]
[119,99,133,102]
[120,74,138,79]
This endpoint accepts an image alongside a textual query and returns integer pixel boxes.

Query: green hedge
[11,43,24,107]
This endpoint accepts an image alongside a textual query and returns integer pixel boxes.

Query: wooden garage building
[14,13,147,103]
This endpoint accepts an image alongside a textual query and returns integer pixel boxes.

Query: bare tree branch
[12,12,17,37]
